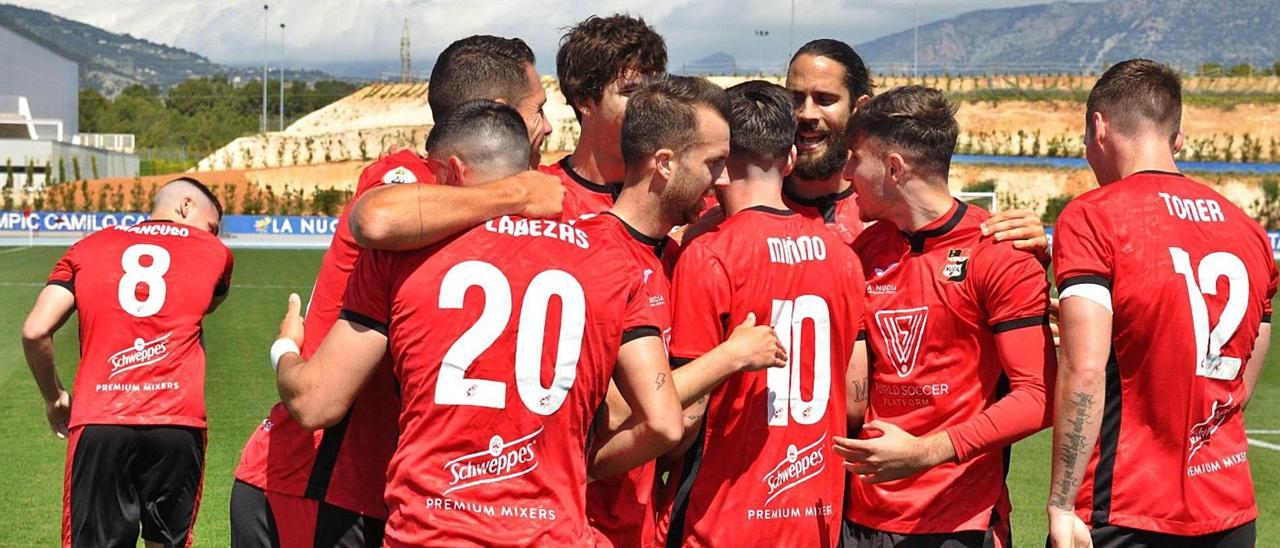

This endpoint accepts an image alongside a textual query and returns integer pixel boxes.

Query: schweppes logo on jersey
[941,248,970,282]
[875,307,929,377]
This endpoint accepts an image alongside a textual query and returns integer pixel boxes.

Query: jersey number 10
[1169,247,1247,380]
[767,296,832,426]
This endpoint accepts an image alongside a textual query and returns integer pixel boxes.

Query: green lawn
[0,246,1276,545]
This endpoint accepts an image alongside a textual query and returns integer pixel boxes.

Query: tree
[128,178,146,211]
[3,159,13,211]
[1199,62,1223,76]
[1228,63,1254,77]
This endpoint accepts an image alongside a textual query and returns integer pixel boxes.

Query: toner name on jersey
[341,212,658,547]
[665,206,864,547]
[47,220,233,429]
[1053,171,1278,536]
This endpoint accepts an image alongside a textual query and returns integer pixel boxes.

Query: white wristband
[270,338,300,372]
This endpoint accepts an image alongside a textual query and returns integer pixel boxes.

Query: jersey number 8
[435,260,585,415]
[118,244,171,318]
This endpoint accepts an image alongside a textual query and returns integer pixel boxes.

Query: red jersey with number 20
[341,213,659,547]
[235,150,434,519]
[666,206,864,548]
[1053,171,1278,536]
[47,220,233,429]
[848,200,1053,535]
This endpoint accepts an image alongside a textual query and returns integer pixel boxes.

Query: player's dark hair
[164,176,223,219]
[426,99,530,177]
[790,39,875,100]
[621,75,731,169]
[846,85,958,179]
[429,35,535,120]
[727,80,796,162]
[556,14,667,121]
[1087,58,1182,146]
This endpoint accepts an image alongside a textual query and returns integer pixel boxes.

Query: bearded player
[1048,59,1275,548]
[23,177,232,548]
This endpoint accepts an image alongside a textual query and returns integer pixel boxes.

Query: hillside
[0,3,334,95]
[857,0,1280,73]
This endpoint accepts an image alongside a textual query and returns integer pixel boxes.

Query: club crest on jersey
[382,166,418,185]
[108,332,172,378]
[940,248,970,282]
[1188,395,1239,462]
[443,427,542,495]
[761,432,827,506]
[875,307,928,377]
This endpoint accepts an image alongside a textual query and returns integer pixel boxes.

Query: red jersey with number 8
[47,220,233,429]
[1053,171,1278,536]
[341,214,659,547]
[664,206,864,548]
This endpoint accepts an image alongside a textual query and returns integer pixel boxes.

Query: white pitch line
[1248,438,1280,452]
[1246,430,1280,435]
[0,247,31,255]
[0,281,308,290]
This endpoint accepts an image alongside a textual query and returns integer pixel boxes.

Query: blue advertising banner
[0,211,339,236]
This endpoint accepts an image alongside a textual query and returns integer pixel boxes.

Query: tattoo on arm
[1050,391,1097,510]
[655,373,666,392]
[851,379,869,403]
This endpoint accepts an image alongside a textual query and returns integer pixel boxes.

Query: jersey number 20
[767,296,832,426]
[1170,247,1248,380]
[435,260,585,415]
[118,244,170,318]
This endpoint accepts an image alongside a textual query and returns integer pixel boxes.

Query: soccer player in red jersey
[542,14,668,215]
[783,40,1047,254]
[268,100,683,547]
[576,76,790,548]
[831,86,1056,548]
[661,80,866,548]
[22,177,232,548]
[231,35,563,547]
[1048,60,1275,548]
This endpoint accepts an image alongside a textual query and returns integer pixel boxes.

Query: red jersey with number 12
[342,213,659,547]
[665,206,864,547]
[1053,171,1277,536]
[47,220,233,429]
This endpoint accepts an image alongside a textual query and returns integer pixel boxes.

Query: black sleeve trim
[47,279,74,293]
[670,357,694,368]
[991,315,1049,334]
[621,326,661,345]
[339,309,388,336]
[856,330,867,342]
[1058,275,1111,292]
[1263,314,1272,323]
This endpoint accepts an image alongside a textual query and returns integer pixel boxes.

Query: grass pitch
[0,246,1276,546]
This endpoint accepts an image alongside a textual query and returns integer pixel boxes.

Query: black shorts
[843,520,1003,548]
[1082,521,1256,548]
[230,480,384,548]
[63,425,206,547]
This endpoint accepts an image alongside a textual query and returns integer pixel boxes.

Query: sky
[10,0,1106,77]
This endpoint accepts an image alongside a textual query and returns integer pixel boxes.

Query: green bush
[1042,194,1073,225]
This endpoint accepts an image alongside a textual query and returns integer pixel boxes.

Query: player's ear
[654,148,675,182]
[886,152,908,185]
[1090,111,1107,145]
[1171,128,1184,155]
[782,145,798,177]
[446,155,469,186]
[853,94,871,113]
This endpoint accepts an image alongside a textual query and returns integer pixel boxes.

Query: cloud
[9,0,1101,75]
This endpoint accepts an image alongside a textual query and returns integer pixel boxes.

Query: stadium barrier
[5,212,1280,257]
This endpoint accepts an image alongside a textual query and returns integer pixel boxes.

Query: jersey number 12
[1170,247,1248,380]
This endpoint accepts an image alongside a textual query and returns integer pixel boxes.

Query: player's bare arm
[272,293,389,430]
[588,335,683,481]
[981,209,1050,262]
[21,284,76,439]
[1243,323,1272,408]
[847,340,869,434]
[1047,297,1111,548]
[349,170,565,251]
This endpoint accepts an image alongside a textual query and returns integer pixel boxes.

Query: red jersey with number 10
[235,150,434,519]
[47,220,233,429]
[1053,171,1277,536]
[665,206,864,548]
[341,213,659,547]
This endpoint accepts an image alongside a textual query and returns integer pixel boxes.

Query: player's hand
[45,389,71,439]
[833,420,949,483]
[277,293,305,348]
[725,313,788,372]
[981,209,1049,263]
[1049,297,1061,346]
[510,171,565,219]
[1047,506,1092,547]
